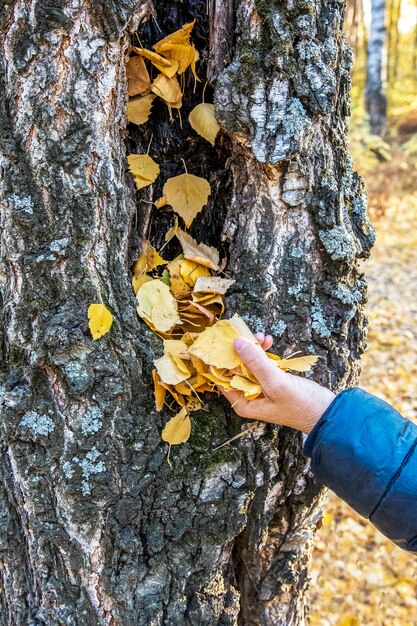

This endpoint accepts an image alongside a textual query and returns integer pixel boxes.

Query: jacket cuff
[303,387,417,519]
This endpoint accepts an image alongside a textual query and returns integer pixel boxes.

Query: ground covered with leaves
[310,148,417,626]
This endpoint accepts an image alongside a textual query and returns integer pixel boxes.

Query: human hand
[223,336,335,434]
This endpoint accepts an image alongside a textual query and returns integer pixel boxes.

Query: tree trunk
[365,0,387,134]
[0,1,374,625]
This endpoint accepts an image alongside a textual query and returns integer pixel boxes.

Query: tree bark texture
[0,1,374,625]
[365,0,387,134]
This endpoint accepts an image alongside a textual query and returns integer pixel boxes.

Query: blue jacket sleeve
[303,387,417,553]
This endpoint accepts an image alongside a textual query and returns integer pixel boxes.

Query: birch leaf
[132,273,152,295]
[158,43,197,74]
[126,56,150,96]
[273,354,318,372]
[193,276,235,294]
[133,240,166,276]
[164,216,178,242]
[127,154,160,190]
[176,229,219,269]
[230,375,263,398]
[153,20,196,52]
[127,94,156,125]
[137,279,182,332]
[134,47,179,77]
[189,103,220,146]
[88,304,113,340]
[154,354,189,385]
[228,313,258,342]
[180,259,211,286]
[187,319,241,369]
[152,369,166,411]
[162,407,191,466]
[163,174,211,227]
[151,73,182,104]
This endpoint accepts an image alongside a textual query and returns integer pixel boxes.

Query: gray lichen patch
[80,406,103,435]
[70,446,106,496]
[19,411,55,436]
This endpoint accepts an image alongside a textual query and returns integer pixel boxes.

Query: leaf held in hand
[189,103,220,146]
[187,319,241,369]
[163,174,211,227]
[88,303,113,340]
[127,154,160,190]
[127,94,156,126]
[272,354,318,372]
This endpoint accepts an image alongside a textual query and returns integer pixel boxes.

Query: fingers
[254,333,274,351]
[234,337,286,398]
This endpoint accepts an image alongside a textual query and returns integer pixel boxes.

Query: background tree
[365,0,388,134]
[0,1,374,624]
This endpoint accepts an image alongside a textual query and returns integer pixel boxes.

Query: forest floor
[309,146,417,626]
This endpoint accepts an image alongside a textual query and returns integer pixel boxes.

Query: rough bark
[0,1,374,625]
[365,0,387,135]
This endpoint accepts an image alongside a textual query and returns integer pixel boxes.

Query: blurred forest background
[310,0,417,623]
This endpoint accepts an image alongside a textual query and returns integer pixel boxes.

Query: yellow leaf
[151,73,182,104]
[155,195,168,209]
[127,154,160,190]
[132,273,152,295]
[187,319,242,369]
[153,20,196,52]
[189,103,220,146]
[158,43,197,74]
[127,94,156,125]
[176,229,219,270]
[134,47,179,78]
[126,56,150,96]
[137,279,182,332]
[133,240,166,276]
[230,375,262,398]
[180,259,211,286]
[161,408,191,465]
[193,276,235,294]
[273,354,318,372]
[88,303,113,340]
[228,313,258,342]
[152,369,166,411]
[163,173,211,227]
[163,339,190,360]
[154,353,190,385]
[164,216,178,242]
[167,258,192,299]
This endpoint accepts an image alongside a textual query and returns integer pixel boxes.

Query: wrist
[300,388,336,435]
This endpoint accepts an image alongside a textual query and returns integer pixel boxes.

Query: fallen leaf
[134,47,179,77]
[127,94,156,125]
[176,229,219,270]
[127,154,160,190]
[163,174,211,227]
[155,195,168,209]
[153,20,196,52]
[189,103,220,146]
[152,369,166,411]
[132,273,152,294]
[137,279,182,332]
[151,73,182,104]
[193,276,235,294]
[163,339,190,359]
[88,303,113,340]
[180,259,211,286]
[158,43,197,74]
[133,240,167,277]
[161,407,191,465]
[126,56,150,96]
[164,216,179,243]
[167,258,192,299]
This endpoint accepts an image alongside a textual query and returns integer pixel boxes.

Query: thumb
[234,337,286,395]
